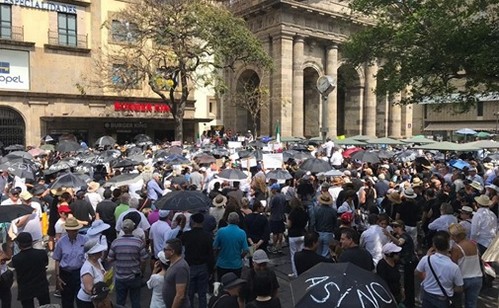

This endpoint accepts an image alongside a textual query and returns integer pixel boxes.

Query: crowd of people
[0,135,497,308]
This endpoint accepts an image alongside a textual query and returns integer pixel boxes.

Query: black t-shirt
[287,207,308,237]
[70,199,95,225]
[246,297,281,308]
[376,259,401,302]
[338,246,374,272]
[12,248,50,300]
[241,268,280,303]
[244,213,270,243]
[96,199,117,225]
[294,249,333,276]
[208,291,239,308]
[395,200,421,227]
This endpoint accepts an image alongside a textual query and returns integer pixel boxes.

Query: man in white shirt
[0,188,22,205]
[322,138,335,158]
[360,214,390,266]
[471,194,498,254]
[416,231,463,306]
[330,147,343,169]
[428,203,458,232]
[149,210,172,268]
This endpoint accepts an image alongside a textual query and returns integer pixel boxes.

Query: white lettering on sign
[303,276,394,307]
[2,0,77,14]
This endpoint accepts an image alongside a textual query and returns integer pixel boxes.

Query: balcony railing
[47,30,88,49]
[0,25,24,41]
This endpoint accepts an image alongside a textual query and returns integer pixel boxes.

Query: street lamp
[316,75,336,143]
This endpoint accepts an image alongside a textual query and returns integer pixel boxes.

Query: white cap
[382,242,402,255]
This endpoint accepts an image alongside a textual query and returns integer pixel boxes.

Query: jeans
[288,236,304,277]
[189,264,209,308]
[462,276,482,308]
[60,268,81,308]
[317,232,334,258]
[115,276,142,308]
[421,289,450,308]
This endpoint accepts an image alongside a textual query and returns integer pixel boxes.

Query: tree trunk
[174,115,183,141]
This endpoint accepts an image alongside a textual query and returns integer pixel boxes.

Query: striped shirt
[108,235,149,280]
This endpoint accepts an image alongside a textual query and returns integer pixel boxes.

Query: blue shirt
[213,224,248,269]
[52,234,87,270]
[147,179,163,201]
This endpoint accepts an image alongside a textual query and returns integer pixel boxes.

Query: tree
[343,0,499,108]
[95,0,272,140]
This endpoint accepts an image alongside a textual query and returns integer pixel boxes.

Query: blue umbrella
[456,128,477,135]
[449,159,471,170]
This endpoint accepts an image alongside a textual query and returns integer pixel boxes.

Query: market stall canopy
[366,137,404,145]
[349,134,375,141]
[401,136,436,144]
[413,141,480,152]
[336,137,367,146]
[465,140,499,149]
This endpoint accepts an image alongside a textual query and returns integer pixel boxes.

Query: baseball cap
[382,242,402,254]
[122,219,136,232]
[252,249,270,264]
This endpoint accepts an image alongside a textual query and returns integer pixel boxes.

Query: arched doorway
[0,107,25,147]
[337,65,362,136]
[303,67,320,137]
[235,70,261,135]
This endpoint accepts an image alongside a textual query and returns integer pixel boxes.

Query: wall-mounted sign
[104,122,147,129]
[114,102,170,113]
[2,0,77,14]
[0,49,29,91]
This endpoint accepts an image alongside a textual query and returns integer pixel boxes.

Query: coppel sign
[0,49,29,90]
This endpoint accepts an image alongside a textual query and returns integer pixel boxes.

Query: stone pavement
[7,247,499,307]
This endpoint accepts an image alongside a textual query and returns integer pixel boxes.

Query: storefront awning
[424,122,497,131]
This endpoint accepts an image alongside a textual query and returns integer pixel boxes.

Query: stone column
[292,36,304,137]
[326,45,338,137]
[389,92,402,138]
[363,62,377,136]
[271,34,294,136]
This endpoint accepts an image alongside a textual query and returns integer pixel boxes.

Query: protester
[470,194,498,254]
[294,231,332,276]
[77,239,107,308]
[147,251,168,308]
[162,238,190,308]
[240,249,279,303]
[267,183,286,254]
[286,197,308,278]
[338,228,374,271]
[208,272,246,308]
[376,243,403,304]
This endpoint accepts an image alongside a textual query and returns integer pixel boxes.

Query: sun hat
[86,220,111,236]
[19,191,33,201]
[485,184,499,193]
[412,177,423,188]
[32,184,46,196]
[122,219,136,232]
[252,249,270,264]
[382,242,402,254]
[470,180,483,192]
[159,210,170,218]
[387,192,402,204]
[474,194,492,207]
[318,193,334,205]
[212,195,227,208]
[402,188,417,199]
[64,217,83,230]
[91,281,110,301]
[84,239,107,255]
[483,162,494,170]
[221,272,246,289]
[57,205,71,214]
[459,206,474,214]
[87,181,100,193]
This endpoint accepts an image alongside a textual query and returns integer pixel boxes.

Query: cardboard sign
[171,141,182,146]
[240,158,257,168]
[228,141,242,149]
[262,153,283,169]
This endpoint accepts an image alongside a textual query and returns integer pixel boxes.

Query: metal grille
[0,108,25,146]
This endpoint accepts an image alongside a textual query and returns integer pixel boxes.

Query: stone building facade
[0,0,215,147]
[224,0,415,139]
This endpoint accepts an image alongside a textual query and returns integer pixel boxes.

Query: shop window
[111,20,138,43]
[0,4,11,39]
[111,63,139,87]
[58,13,77,46]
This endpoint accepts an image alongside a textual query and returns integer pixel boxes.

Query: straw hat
[387,192,402,204]
[64,217,83,230]
[318,193,334,205]
[459,206,474,214]
[412,177,423,188]
[402,188,417,199]
[474,194,492,207]
[212,195,227,208]
[87,181,100,193]
[19,191,33,201]
[470,180,483,192]
[483,162,494,170]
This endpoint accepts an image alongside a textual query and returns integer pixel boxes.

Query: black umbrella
[41,135,54,143]
[134,134,152,146]
[51,172,88,189]
[167,146,183,155]
[211,147,230,157]
[375,150,395,160]
[94,150,122,164]
[104,173,143,187]
[47,160,74,172]
[127,146,143,156]
[486,152,499,161]
[291,263,397,308]
[165,154,190,165]
[154,150,170,162]
[4,144,24,151]
[95,136,116,148]
[170,176,188,186]
[194,153,216,165]
[112,158,141,168]
[155,191,210,211]
[216,169,248,181]
[5,151,33,160]
[351,150,381,164]
[56,140,82,153]
[266,169,293,180]
[299,158,332,173]
[248,140,266,148]
[0,205,34,223]
[393,150,418,163]
[0,160,37,180]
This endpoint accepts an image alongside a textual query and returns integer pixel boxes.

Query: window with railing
[58,13,77,46]
[0,4,11,39]
[111,20,138,43]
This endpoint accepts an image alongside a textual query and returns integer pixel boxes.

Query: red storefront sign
[114,102,170,113]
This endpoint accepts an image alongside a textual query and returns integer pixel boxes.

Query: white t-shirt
[147,273,166,308]
[55,218,66,236]
[77,260,105,302]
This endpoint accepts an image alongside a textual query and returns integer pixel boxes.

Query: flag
[275,121,281,144]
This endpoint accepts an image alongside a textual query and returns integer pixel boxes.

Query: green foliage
[344,0,499,107]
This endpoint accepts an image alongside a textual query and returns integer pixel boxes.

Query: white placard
[228,141,242,149]
[262,153,283,169]
[240,158,257,168]
[0,49,29,90]
[237,136,246,142]
[171,141,182,146]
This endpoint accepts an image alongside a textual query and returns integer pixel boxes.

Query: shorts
[270,220,285,234]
